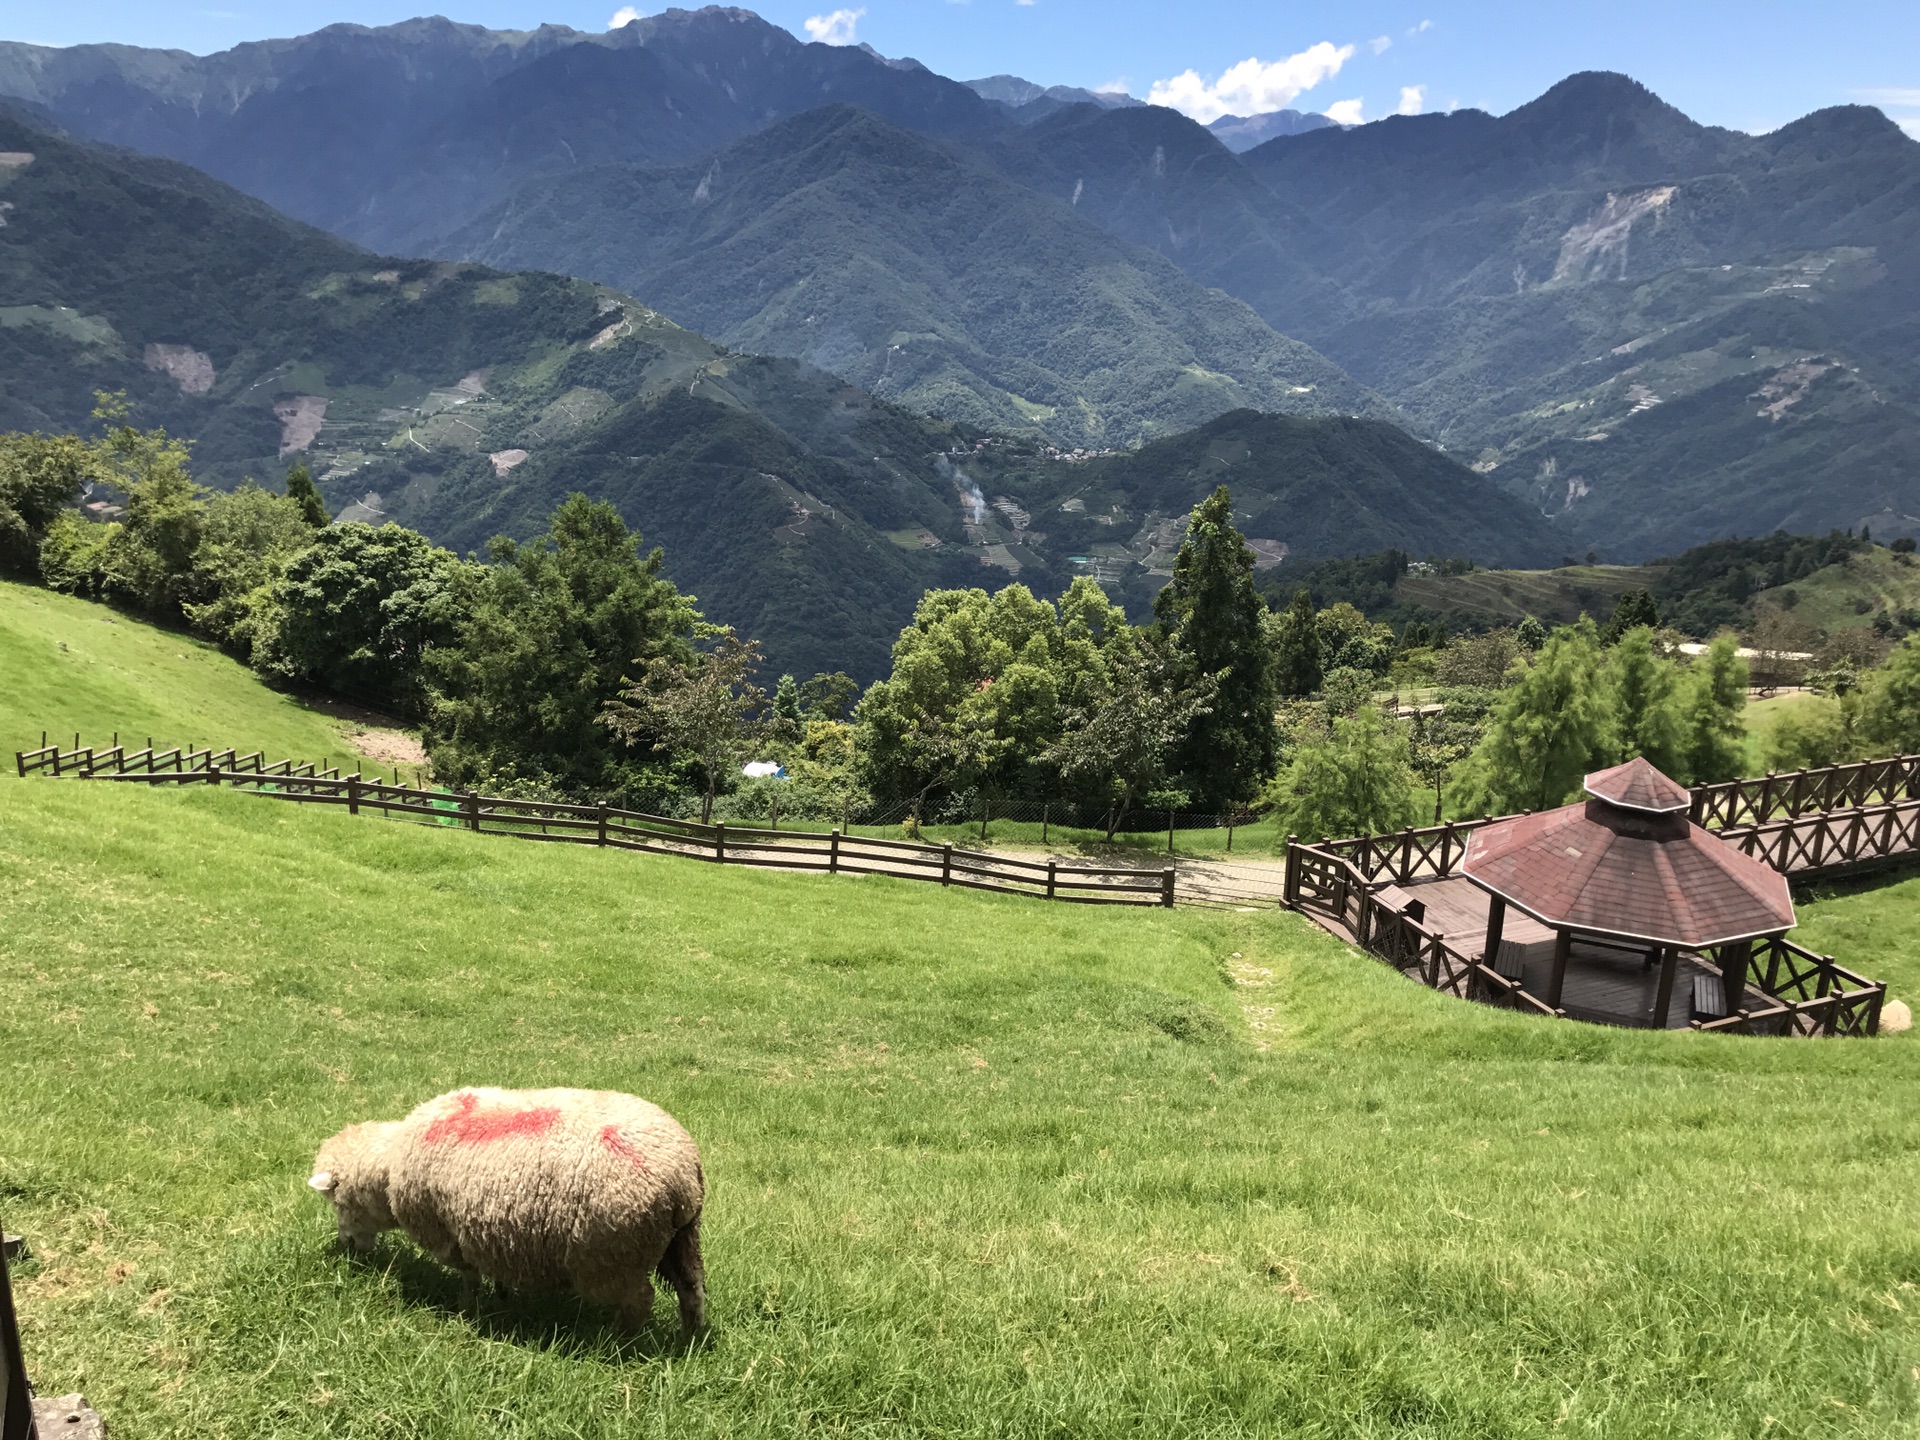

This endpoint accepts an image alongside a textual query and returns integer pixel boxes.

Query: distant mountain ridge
[2,15,1916,552]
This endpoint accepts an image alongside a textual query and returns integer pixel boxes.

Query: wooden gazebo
[1458,758,1799,1028]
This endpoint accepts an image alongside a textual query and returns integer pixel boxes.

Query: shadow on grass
[351,1239,710,1361]
[1796,858,1920,903]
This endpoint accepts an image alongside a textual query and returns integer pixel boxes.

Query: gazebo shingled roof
[1459,757,1796,948]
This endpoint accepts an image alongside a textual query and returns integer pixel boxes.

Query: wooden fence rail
[15,742,1174,909]
[1690,753,1920,829]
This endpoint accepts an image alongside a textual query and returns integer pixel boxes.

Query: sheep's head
[309,1121,400,1253]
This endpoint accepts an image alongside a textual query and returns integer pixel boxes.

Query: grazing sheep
[309,1087,706,1333]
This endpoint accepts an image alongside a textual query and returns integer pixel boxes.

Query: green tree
[260,523,465,715]
[1607,627,1686,775]
[856,579,1126,814]
[87,398,206,616]
[284,461,330,530]
[1516,614,1547,651]
[799,671,860,723]
[427,496,697,797]
[1449,620,1615,815]
[601,629,767,823]
[1852,633,1920,755]
[1266,588,1322,699]
[0,432,90,576]
[1262,706,1422,842]
[1678,635,1749,783]
[1155,487,1277,808]
[1603,590,1661,644]
[1045,632,1216,839]
[183,482,318,655]
[771,674,805,737]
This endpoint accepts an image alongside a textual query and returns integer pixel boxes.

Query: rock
[32,1395,107,1439]
[1882,998,1912,1035]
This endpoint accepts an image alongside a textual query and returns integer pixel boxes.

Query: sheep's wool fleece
[385,1087,702,1292]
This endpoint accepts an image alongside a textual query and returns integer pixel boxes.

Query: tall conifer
[1154,486,1277,807]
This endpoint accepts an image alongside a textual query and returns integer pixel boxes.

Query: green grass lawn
[0,580,393,772]
[1,776,1916,1438]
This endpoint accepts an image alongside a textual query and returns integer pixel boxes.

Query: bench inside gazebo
[1388,758,1802,1030]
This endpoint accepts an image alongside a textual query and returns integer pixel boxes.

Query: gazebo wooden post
[1721,939,1755,1013]
[1481,895,1507,966]
[1652,945,1680,1028]
[1545,929,1572,1009]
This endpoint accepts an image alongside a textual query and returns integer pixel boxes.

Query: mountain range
[0,4,1916,680]
[0,105,1543,681]
[6,9,1911,554]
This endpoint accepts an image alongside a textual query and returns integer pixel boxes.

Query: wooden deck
[1402,877,1747,1029]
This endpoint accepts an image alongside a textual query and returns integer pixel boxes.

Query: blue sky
[10,1,1919,136]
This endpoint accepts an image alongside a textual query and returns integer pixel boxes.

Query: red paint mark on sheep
[598,1124,647,1170]
[423,1092,561,1146]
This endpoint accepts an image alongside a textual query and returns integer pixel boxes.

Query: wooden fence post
[2,1238,36,1440]
[716,822,727,865]
[1041,803,1049,845]
[770,796,779,831]
[465,792,481,832]
[1225,812,1234,853]
[597,803,608,846]
[830,829,841,874]
[1047,860,1057,899]
[1167,809,1175,854]
[1282,836,1300,907]
[980,798,989,843]
[941,843,953,886]
[347,774,360,815]
[1161,868,1175,908]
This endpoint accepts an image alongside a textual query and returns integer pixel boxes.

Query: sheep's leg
[617,1276,655,1334]
[659,1217,707,1335]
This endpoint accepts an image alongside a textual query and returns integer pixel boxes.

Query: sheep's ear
[308,1171,337,1194]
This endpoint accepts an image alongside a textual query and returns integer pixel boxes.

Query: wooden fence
[1,1239,30,1440]
[14,741,1174,909]
[1282,823,1887,1037]
[1690,753,1920,829]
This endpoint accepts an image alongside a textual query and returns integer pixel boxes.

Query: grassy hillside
[1755,547,1920,634]
[1394,563,1661,628]
[0,580,395,769]
[1,773,1915,1437]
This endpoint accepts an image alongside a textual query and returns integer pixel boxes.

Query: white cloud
[1147,41,1355,125]
[607,4,643,25]
[803,7,864,44]
[1396,85,1425,116]
[1094,78,1131,96]
[1408,19,1433,35]
[1324,97,1365,126]
[1369,35,1391,55]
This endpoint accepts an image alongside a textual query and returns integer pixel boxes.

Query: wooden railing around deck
[1690,753,1920,830]
[1283,826,1886,1036]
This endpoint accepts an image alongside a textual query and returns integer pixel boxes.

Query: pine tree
[1155,487,1278,808]
[284,461,329,529]
[1268,588,1323,698]
[1607,627,1686,775]
[1678,634,1748,782]
[1261,706,1422,841]
[1602,589,1660,644]
[1449,619,1615,815]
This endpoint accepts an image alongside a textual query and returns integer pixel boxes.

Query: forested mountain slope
[1,110,1547,677]
[441,105,1384,447]
[0,108,991,679]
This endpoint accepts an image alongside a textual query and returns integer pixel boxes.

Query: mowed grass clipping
[0,580,386,769]
[1,779,1917,1438]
